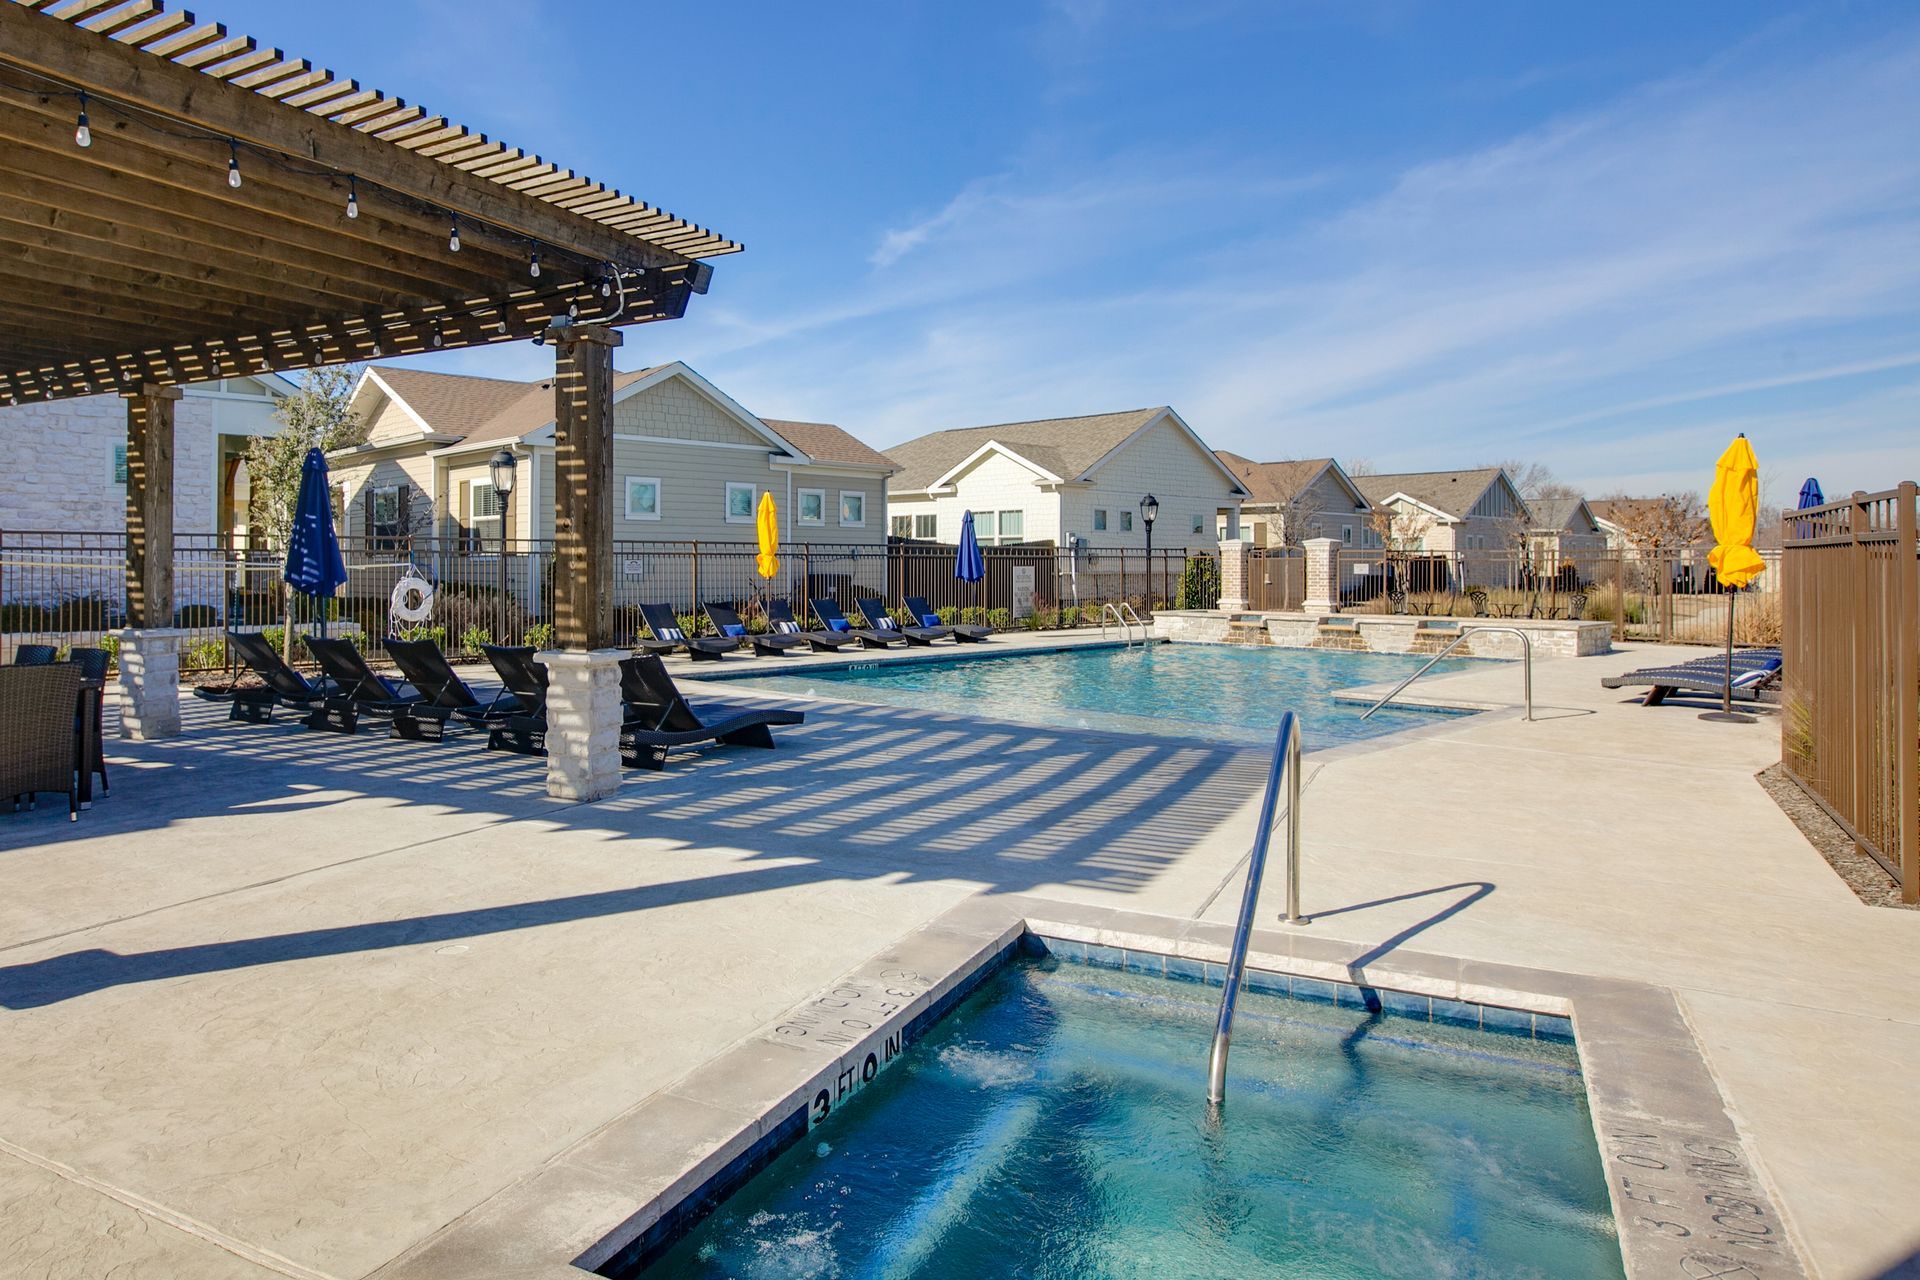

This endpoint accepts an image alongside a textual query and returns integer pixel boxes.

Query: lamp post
[489,447,517,645]
[1140,493,1159,607]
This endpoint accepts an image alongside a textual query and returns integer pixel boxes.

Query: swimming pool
[727,643,1483,747]
[636,952,1624,1279]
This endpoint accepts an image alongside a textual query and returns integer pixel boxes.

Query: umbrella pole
[1723,585,1735,715]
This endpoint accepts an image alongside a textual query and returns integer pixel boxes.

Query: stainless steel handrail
[1207,710,1306,1106]
[1358,625,1533,722]
[1100,602,1144,646]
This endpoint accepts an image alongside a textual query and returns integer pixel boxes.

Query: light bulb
[448,216,461,252]
[75,93,90,148]
[529,249,540,278]
[600,276,612,298]
[431,325,444,348]
[567,300,579,319]
[227,140,241,188]
[346,176,359,219]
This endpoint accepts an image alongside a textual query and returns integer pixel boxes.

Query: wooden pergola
[0,0,740,792]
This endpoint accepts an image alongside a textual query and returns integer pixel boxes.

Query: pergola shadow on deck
[0,0,738,796]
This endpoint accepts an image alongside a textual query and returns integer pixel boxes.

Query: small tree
[1269,471,1325,550]
[245,365,368,546]
[1365,500,1434,555]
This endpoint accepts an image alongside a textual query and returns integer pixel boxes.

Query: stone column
[121,384,183,739]
[540,649,626,801]
[1302,537,1340,614]
[1217,539,1253,611]
[117,628,184,739]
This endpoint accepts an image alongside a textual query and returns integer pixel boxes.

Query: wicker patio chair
[1467,589,1489,618]
[67,646,111,799]
[1563,592,1589,621]
[2,663,82,820]
[12,644,57,666]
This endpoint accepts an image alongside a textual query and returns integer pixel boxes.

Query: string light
[448,213,461,252]
[345,175,358,219]
[529,248,540,278]
[74,91,90,147]
[599,273,612,298]
[226,138,241,188]
[430,320,444,348]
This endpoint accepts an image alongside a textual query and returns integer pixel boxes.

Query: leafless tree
[1365,500,1435,554]
[1604,492,1705,553]
[1269,474,1325,549]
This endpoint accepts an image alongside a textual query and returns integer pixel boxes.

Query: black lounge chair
[382,637,518,740]
[811,598,906,648]
[639,602,741,661]
[705,602,808,657]
[11,644,58,666]
[1600,650,1783,706]
[856,597,950,645]
[480,644,550,755]
[903,596,993,643]
[303,635,422,733]
[618,653,804,770]
[194,630,331,725]
[766,600,857,652]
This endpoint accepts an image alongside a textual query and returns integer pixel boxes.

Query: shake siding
[363,395,427,446]
[1061,418,1240,551]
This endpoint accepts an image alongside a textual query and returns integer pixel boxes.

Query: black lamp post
[489,447,517,643]
[1140,493,1159,605]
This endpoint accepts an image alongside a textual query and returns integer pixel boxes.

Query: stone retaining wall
[1153,610,1610,658]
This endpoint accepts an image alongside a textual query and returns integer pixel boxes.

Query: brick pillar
[1303,537,1340,614]
[1218,539,1253,611]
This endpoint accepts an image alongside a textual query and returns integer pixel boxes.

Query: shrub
[180,638,226,671]
[1176,556,1221,610]
[522,622,554,650]
[459,624,492,655]
[397,624,448,648]
[987,607,1011,629]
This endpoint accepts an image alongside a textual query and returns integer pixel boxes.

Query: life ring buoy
[390,572,435,625]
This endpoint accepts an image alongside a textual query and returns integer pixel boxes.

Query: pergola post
[120,383,184,740]
[540,322,625,801]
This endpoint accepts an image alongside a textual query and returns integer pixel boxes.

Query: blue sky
[243,0,1920,500]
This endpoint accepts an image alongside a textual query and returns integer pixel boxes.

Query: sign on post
[1012,565,1035,618]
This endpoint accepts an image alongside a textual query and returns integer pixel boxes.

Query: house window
[973,511,996,547]
[1093,508,1108,532]
[468,482,502,550]
[624,477,661,521]
[798,488,826,526]
[915,514,937,539]
[1120,510,1134,532]
[725,482,757,523]
[839,491,865,527]
[1342,525,1354,545]
[891,515,912,536]
[111,444,128,485]
[1190,513,1204,535]
[997,510,1024,543]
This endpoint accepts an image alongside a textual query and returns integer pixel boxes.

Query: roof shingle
[884,407,1167,492]
[1354,468,1505,520]
[760,419,898,471]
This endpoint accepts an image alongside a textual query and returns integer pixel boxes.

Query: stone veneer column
[540,649,625,801]
[118,628,183,739]
[1217,539,1253,611]
[1302,537,1340,614]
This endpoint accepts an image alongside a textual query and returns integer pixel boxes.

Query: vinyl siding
[887,450,1061,545]
[332,454,435,540]
[1060,416,1241,551]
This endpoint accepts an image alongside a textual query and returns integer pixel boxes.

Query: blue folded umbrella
[284,448,348,635]
[955,510,985,584]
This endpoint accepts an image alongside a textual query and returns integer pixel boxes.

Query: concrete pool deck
[0,635,1914,1278]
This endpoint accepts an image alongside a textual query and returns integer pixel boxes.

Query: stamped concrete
[0,637,1914,1278]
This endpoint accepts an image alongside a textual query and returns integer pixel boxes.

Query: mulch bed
[1758,763,1915,911]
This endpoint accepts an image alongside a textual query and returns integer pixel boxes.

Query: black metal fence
[0,530,1222,669]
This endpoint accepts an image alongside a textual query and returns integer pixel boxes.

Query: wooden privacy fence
[1781,483,1919,902]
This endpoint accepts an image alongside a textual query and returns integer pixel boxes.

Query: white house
[884,407,1246,550]
[327,361,898,549]
[0,374,294,544]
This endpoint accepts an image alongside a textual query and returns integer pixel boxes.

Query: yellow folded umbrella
[754,490,780,580]
[1707,434,1766,589]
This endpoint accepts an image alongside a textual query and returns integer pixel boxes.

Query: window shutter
[396,485,411,539]
[456,480,471,543]
[362,486,374,539]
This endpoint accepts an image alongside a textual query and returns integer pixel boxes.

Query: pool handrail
[1358,626,1533,723]
[1207,709,1306,1107]
[1099,602,1146,646]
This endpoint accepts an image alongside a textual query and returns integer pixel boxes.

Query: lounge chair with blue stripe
[382,637,519,740]
[1601,649,1782,706]
[640,602,741,661]
[195,630,332,725]
[903,596,993,642]
[766,600,858,652]
[303,635,424,733]
[810,598,907,648]
[705,601,808,657]
[857,597,951,645]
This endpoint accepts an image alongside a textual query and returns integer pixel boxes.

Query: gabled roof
[1528,496,1599,533]
[450,366,664,450]
[1354,468,1509,522]
[1216,453,1368,511]
[886,406,1244,496]
[761,420,898,472]
[359,366,535,442]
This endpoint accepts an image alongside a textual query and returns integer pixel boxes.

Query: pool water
[640,958,1624,1279]
[732,643,1482,747]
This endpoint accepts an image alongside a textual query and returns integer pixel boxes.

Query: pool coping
[369,897,1808,1280]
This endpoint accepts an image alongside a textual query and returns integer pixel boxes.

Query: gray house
[1214,453,1378,549]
